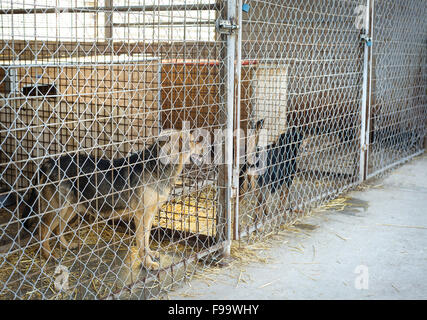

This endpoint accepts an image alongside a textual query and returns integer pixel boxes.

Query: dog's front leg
[134,208,159,270]
[57,206,79,250]
[144,205,160,260]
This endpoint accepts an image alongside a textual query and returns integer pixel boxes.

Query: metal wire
[0,0,225,300]
[367,0,427,178]
[0,0,426,300]
[237,0,365,240]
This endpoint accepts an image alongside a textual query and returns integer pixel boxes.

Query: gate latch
[216,18,239,35]
[360,33,372,47]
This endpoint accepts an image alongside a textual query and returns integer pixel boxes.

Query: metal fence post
[360,0,373,181]
[232,0,243,241]
[217,0,237,257]
[223,0,238,256]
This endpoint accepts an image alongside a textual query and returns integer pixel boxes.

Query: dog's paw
[145,260,160,270]
[45,250,60,261]
[148,250,160,260]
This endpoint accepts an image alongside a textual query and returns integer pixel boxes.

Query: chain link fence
[236,0,365,239]
[0,0,229,300]
[367,0,427,177]
[0,0,425,299]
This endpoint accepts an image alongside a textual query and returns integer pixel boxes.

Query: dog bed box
[0,54,159,190]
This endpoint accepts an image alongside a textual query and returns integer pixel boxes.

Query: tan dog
[21,130,203,270]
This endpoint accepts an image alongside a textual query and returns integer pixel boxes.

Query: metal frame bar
[360,0,372,182]
[222,0,237,256]
[232,0,243,241]
[112,21,214,27]
[0,3,219,15]
[365,0,375,180]
[105,0,113,44]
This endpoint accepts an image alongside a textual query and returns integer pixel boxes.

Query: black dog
[240,120,305,219]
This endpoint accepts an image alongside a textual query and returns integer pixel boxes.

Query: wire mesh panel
[0,0,229,299]
[367,0,427,177]
[237,0,365,239]
[0,0,426,301]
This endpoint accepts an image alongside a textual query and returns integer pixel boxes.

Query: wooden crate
[249,63,288,145]
[0,55,160,189]
[160,60,222,132]
[160,59,260,133]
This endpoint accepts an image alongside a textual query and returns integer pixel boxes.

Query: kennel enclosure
[0,0,426,299]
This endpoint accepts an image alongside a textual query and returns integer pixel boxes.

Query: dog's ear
[256,119,265,131]
[189,130,204,143]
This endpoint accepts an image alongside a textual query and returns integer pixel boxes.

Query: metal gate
[0,0,232,299]
[234,0,426,240]
[0,0,426,300]
[235,0,365,239]
[366,0,427,177]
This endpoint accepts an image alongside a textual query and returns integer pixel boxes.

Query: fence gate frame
[216,0,238,257]
[360,0,373,182]
[364,0,426,179]
[0,0,425,300]
[228,0,426,241]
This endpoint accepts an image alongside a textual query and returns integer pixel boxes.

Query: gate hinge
[216,18,239,35]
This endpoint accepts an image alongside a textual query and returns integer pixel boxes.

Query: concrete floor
[168,152,427,300]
